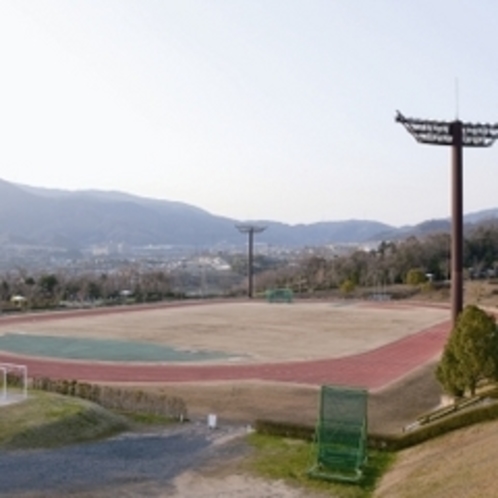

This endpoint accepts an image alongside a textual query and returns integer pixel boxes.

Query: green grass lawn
[246,433,395,498]
[0,391,129,449]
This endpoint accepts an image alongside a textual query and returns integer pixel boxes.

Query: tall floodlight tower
[396,111,498,327]
[236,224,267,298]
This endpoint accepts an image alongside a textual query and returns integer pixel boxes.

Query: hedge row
[31,377,187,421]
[255,397,498,452]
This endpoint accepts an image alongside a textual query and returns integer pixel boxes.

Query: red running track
[0,318,451,390]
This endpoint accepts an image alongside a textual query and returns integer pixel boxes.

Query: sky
[1,1,498,227]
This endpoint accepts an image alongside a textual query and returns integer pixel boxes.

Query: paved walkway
[0,423,247,497]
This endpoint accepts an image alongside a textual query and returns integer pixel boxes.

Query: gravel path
[0,423,248,497]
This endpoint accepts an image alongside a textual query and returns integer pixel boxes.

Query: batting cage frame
[308,384,368,483]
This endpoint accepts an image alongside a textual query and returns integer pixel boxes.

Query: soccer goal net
[265,288,293,303]
[0,363,28,405]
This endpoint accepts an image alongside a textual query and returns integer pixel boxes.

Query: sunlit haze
[1,1,498,226]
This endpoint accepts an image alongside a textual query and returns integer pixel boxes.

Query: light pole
[396,111,498,326]
[235,224,267,298]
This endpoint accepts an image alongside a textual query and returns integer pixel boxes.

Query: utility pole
[235,224,267,298]
[396,111,498,327]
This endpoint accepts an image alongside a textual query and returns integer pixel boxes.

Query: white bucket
[207,413,217,429]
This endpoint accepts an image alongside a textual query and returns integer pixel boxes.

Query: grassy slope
[373,280,498,496]
[374,418,498,498]
[0,391,129,449]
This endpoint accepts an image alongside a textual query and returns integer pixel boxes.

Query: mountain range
[0,178,497,250]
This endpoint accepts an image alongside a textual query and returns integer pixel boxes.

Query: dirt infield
[0,301,451,389]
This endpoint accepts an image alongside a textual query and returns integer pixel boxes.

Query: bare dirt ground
[3,301,448,362]
[124,360,443,435]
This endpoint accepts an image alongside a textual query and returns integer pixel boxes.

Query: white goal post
[0,363,28,402]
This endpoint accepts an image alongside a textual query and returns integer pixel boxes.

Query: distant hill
[253,219,392,246]
[1,179,497,249]
[464,208,498,224]
[0,180,236,248]
[373,210,498,242]
[372,219,451,241]
[0,179,391,249]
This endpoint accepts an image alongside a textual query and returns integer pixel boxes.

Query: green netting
[265,288,293,303]
[309,385,368,483]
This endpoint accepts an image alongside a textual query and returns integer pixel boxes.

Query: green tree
[38,274,59,298]
[405,268,427,286]
[436,305,498,397]
[87,281,102,300]
[340,279,355,296]
[0,280,9,301]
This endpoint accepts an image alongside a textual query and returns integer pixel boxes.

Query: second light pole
[236,224,267,298]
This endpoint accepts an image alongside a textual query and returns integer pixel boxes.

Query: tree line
[0,268,177,309]
[256,222,498,293]
[4,221,498,308]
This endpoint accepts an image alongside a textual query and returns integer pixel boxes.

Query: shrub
[436,305,498,396]
[405,269,427,286]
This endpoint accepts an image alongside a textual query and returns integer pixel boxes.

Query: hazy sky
[1,1,498,226]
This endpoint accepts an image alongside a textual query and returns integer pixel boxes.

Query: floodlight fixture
[396,111,498,147]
